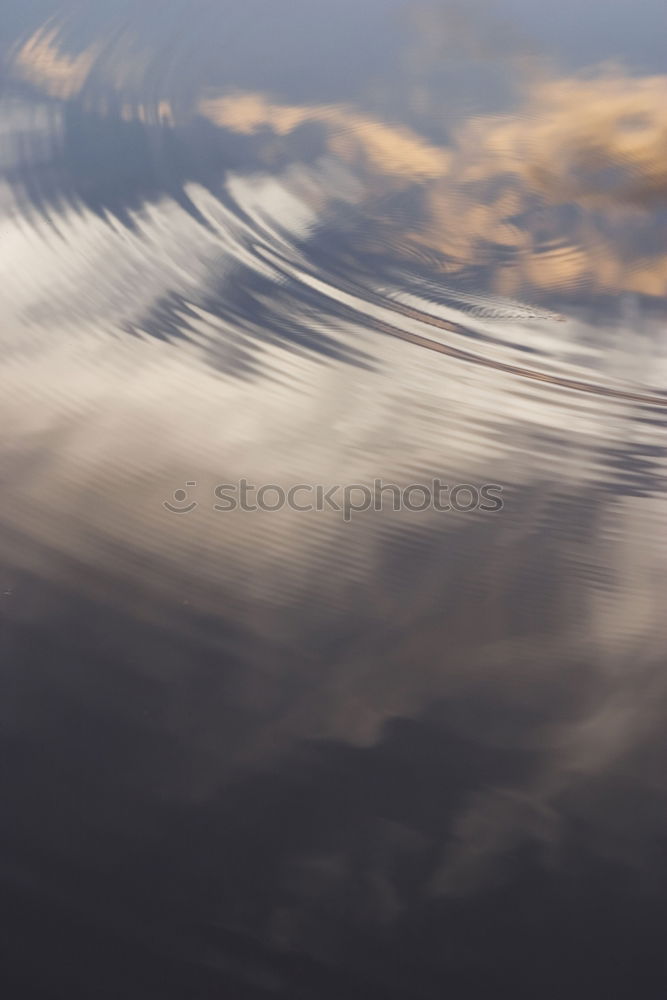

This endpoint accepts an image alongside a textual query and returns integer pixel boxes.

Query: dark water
[1,2,667,996]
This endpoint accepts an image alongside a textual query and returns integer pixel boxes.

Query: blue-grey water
[1,2,667,997]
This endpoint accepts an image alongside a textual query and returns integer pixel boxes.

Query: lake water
[1,2,667,996]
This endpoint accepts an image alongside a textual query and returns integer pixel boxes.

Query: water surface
[1,2,667,997]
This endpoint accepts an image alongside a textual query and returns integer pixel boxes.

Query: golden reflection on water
[200,74,667,299]
[12,26,98,99]
[14,18,667,301]
[2,9,667,958]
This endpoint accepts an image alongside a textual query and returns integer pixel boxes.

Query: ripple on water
[2,10,667,989]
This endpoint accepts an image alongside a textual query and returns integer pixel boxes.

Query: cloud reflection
[2,6,667,994]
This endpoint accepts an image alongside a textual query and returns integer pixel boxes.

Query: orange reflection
[201,73,667,300]
[12,26,97,100]
[11,24,667,301]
